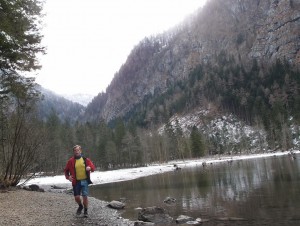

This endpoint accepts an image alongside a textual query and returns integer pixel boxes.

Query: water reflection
[90,155,300,225]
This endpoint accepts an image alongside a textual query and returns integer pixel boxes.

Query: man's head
[73,145,82,157]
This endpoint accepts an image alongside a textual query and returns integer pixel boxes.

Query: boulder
[176,215,194,224]
[163,196,176,204]
[29,184,40,191]
[107,200,125,209]
[26,184,44,192]
[138,206,173,224]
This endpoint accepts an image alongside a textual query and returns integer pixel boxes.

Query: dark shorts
[73,180,89,196]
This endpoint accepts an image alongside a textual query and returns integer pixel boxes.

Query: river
[89,153,300,225]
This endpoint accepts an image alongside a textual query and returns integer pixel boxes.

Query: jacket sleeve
[86,158,95,172]
[64,160,71,179]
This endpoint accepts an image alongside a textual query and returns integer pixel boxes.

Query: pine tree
[0,0,44,72]
[190,126,205,157]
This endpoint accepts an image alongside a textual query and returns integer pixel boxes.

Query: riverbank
[0,188,134,226]
[23,150,300,191]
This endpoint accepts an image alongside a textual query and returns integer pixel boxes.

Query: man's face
[73,147,82,157]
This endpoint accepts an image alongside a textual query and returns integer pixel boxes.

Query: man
[64,145,95,217]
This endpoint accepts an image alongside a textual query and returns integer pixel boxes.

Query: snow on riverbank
[23,150,299,189]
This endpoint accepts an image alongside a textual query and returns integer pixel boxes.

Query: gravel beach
[0,188,135,226]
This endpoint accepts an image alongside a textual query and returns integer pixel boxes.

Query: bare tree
[0,71,44,186]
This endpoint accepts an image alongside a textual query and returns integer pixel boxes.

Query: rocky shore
[0,188,134,226]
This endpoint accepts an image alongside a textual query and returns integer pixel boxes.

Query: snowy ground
[22,150,299,190]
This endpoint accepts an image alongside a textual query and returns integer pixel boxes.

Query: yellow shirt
[75,157,87,180]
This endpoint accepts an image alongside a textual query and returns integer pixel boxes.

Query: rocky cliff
[249,0,300,64]
[84,0,300,123]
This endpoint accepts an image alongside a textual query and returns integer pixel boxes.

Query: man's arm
[86,158,95,172]
[64,160,71,180]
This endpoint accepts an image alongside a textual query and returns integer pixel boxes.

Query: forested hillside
[84,0,300,123]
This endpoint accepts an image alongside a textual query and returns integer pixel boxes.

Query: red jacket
[64,156,95,186]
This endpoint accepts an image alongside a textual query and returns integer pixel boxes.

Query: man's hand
[86,166,91,171]
[68,176,73,182]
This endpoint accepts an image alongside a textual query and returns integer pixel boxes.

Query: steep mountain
[84,0,300,124]
[36,85,85,123]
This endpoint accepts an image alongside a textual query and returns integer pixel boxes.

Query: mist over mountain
[36,85,85,123]
[62,93,94,106]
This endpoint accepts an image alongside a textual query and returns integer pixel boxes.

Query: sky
[32,0,208,97]
[22,151,296,189]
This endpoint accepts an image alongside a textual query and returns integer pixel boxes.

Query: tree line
[33,115,207,174]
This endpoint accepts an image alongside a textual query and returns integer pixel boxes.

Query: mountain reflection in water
[90,154,300,225]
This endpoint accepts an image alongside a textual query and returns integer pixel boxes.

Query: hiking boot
[76,204,83,215]
[84,208,88,217]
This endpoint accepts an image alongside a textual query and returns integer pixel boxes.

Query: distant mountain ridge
[82,0,300,124]
[36,85,85,123]
[62,93,94,106]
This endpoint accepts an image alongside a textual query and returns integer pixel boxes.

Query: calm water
[90,154,300,225]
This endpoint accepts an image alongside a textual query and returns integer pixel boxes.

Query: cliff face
[188,0,300,66]
[249,0,300,64]
[85,0,300,123]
